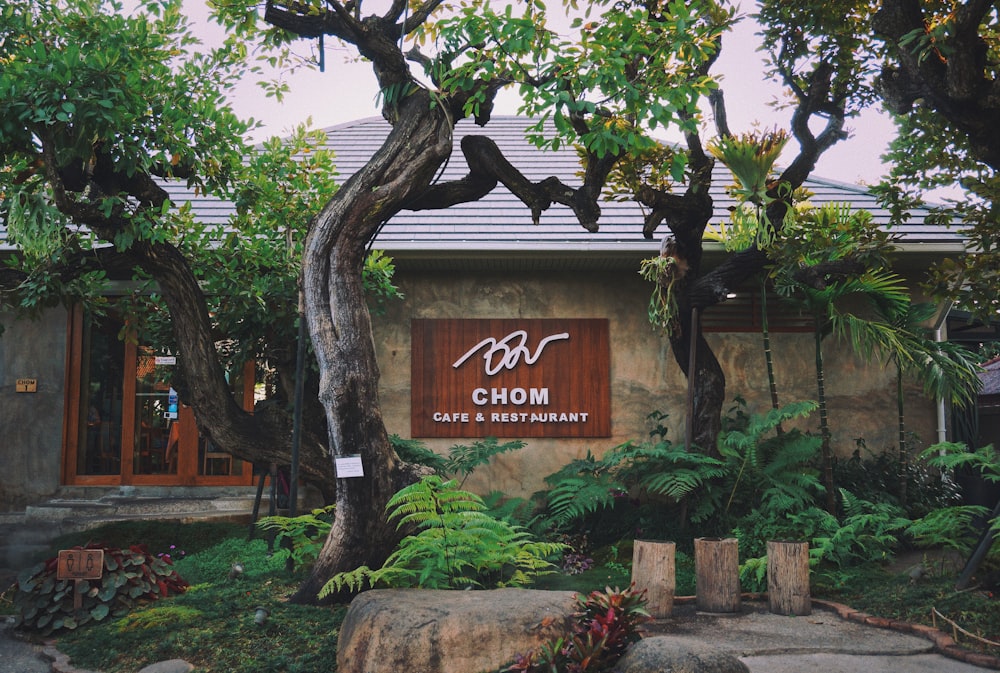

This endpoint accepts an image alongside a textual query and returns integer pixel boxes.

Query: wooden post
[694,537,741,613]
[767,540,811,616]
[631,540,675,618]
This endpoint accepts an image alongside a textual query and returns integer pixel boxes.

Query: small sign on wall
[15,378,37,393]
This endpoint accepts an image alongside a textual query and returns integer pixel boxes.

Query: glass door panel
[76,314,125,476]
[132,351,178,476]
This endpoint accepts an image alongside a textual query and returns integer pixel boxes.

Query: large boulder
[336,588,578,673]
[616,636,750,673]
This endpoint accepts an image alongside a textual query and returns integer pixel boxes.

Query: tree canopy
[872,0,1000,321]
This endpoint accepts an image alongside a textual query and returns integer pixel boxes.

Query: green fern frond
[543,474,621,528]
[739,555,768,593]
[919,442,1000,482]
[907,506,989,553]
[321,475,567,595]
[444,437,526,480]
[639,466,726,499]
[390,434,448,473]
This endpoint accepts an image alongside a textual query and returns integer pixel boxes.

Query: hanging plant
[707,128,789,206]
[639,253,683,336]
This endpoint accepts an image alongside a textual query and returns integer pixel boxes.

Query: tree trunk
[631,540,676,618]
[671,318,726,456]
[694,537,741,613]
[896,361,908,508]
[760,280,783,435]
[137,240,339,502]
[814,323,837,514]
[291,93,453,604]
[766,540,811,616]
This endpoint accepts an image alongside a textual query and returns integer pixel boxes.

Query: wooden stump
[694,537,741,613]
[631,540,675,618]
[767,540,811,616]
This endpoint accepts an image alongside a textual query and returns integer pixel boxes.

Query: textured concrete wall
[372,269,940,498]
[0,268,943,507]
[0,308,68,509]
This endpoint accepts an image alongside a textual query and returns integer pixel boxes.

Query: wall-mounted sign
[411,318,610,438]
[15,378,37,393]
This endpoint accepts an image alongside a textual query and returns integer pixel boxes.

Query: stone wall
[373,268,940,498]
[0,307,68,509]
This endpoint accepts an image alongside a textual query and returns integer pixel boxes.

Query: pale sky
[181,0,897,188]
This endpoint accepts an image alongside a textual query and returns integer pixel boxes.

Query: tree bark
[766,540,811,616]
[694,537,741,613]
[631,540,676,618]
[291,92,452,604]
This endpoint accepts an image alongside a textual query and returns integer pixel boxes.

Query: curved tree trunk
[136,239,338,502]
[291,93,453,604]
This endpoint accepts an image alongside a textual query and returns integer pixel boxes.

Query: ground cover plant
[14,542,188,635]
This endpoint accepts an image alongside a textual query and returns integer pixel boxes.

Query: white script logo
[452,330,570,376]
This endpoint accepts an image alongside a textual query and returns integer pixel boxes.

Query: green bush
[320,475,565,595]
[15,543,188,635]
[503,586,650,673]
[255,505,336,568]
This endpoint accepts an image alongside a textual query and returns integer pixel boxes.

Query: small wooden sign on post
[57,549,104,611]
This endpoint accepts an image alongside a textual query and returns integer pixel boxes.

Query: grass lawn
[2,520,997,673]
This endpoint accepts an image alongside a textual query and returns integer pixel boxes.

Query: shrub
[503,585,650,673]
[255,505,336,568]
[320,475,564,595]
[15,543,188,635]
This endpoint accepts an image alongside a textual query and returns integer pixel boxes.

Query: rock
[616,636,750,673]
[337,588,578,673]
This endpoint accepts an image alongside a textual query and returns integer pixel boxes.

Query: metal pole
[289,289,306,519]
[686,306,699,451]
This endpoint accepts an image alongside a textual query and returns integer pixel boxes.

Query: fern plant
[390,434,526,487]
[918,442,1000,484]
[540,452,624,530]
[718,400,822,517]
[319,476,564,597]
[443,437,526,487]
[255,505,336,567]
[906,505,988,561]
[789,489,910,568]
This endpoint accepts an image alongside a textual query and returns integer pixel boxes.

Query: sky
[180,0,898,188]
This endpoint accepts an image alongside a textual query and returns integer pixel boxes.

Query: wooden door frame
[62,306,254,487]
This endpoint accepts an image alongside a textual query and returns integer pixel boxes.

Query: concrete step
[1,492,276,584]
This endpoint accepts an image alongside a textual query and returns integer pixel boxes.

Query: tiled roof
[2,116,963,271]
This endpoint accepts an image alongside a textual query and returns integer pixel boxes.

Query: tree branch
[405,134,602,229]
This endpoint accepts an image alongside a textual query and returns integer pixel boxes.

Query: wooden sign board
[411,318,610,438]
[57,549,104,581]
[15,378,37,393]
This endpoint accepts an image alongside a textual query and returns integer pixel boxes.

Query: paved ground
[1,617,53,673]
[3,596,998,672]
[645,599,1000,672]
